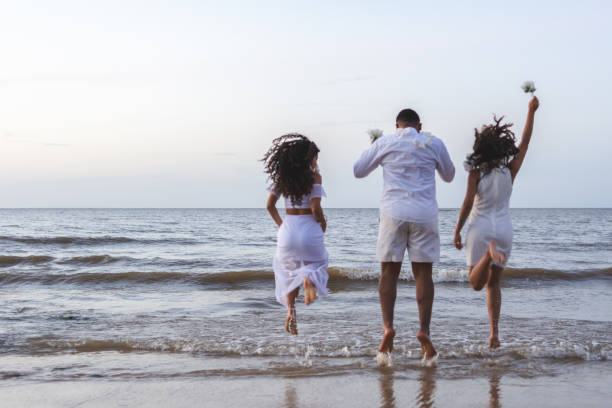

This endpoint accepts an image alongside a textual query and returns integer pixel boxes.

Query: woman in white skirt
[262,134,328,335]
[454,96,539,348]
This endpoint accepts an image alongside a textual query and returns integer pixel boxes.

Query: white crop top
[268,184,326,209]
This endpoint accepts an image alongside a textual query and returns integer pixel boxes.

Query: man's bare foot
[488,242,505,264]
[304,278,316,305]
[378,328,395,353]
[285,308,298,335]
[417,330,437,360]
[489,335,500,349]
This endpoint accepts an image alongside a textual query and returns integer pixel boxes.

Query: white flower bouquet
[522,81,536,94]
[367,129,383,143]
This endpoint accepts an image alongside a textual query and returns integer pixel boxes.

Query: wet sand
[2,362,610,407]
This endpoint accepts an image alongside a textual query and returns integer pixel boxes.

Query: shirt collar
[396,127,419,138]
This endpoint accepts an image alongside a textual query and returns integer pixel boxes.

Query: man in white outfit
[353,109,455,361]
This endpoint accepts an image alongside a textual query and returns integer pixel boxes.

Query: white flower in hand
[522,81,536,94]
[367,129,384,143]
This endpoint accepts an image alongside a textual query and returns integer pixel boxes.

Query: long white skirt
[273,214,329,306]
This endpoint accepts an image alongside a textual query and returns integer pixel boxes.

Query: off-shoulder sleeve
[267,184,280,196]
[310,184,326,199]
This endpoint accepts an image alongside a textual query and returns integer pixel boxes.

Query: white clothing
[269,184,326,209]
[269,184,328,305]
[376,213,440,263]
[465,167,513,266]
[353,128,455,223]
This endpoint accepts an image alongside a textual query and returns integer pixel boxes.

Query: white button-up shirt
[353,127,455,223]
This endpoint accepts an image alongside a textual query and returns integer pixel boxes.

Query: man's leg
[378,261,402,353]
[412,262,437,358]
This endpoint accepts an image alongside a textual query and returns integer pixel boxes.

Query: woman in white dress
[262,134,328,335]
[454,96,539,348]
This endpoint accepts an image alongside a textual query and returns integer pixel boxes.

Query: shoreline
[2,362,610,407]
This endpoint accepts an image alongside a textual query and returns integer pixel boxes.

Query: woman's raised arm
[509,96,539,182]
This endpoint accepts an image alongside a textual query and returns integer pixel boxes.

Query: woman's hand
[320,216,327,233]
[529,96,539,113]
[453,230,463,250]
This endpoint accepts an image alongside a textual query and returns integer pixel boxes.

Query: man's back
[353,127,455,222]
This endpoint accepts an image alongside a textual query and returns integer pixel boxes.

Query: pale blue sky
[1,0,610,207]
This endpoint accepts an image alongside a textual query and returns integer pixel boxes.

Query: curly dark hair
[262,133,320,206]
[465,116,519,173]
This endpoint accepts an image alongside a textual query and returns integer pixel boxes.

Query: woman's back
[471,167,513,222]
[282,184,325,209]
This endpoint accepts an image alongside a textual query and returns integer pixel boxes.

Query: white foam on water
[329,267,469,283]
[376,352,392,367]
[296,344,315,367]
[421,353,439,368]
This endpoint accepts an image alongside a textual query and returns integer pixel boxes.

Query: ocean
[0,208,611,407]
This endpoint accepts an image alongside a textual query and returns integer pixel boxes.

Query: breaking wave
[0,267,610,286]
[0,235,197,246]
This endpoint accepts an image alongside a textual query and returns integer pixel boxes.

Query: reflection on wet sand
[378,367,438,408]
[282,368,500,408]
[489,373,502,408]
[414,368,436,408]
[378,369,396,408]
[284,381,298,408]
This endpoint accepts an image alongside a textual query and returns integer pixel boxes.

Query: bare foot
[285,308,298,335]
[378,328,396,353]
[488,242,505,264]
[376,351,393,367]
[417,330,437,360]
[304,278,316,306]
[489,335,500,349]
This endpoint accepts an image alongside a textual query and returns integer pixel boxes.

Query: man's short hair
[396,109,420,125]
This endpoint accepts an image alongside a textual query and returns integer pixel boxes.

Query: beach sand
[2,361,610,407]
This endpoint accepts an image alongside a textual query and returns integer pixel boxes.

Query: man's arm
[353,142,382,178]
[435,140,455,182]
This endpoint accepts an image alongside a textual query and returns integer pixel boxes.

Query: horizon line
[0,207,610,210]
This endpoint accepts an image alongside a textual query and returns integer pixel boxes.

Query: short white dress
[465,167,513,267]
[269,184,329,306]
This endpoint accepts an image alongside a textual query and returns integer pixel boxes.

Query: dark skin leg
[487,265,503,348]
[378,261,437,358]
[412,262,437,359]
[285,287,299,335]
[467,242,505,348]
[378,262,401,352]
[468,242,505,291]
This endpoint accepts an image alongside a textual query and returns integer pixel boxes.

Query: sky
[1,0,611,208]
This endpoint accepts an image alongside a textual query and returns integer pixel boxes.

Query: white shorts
[376,213,440,263]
